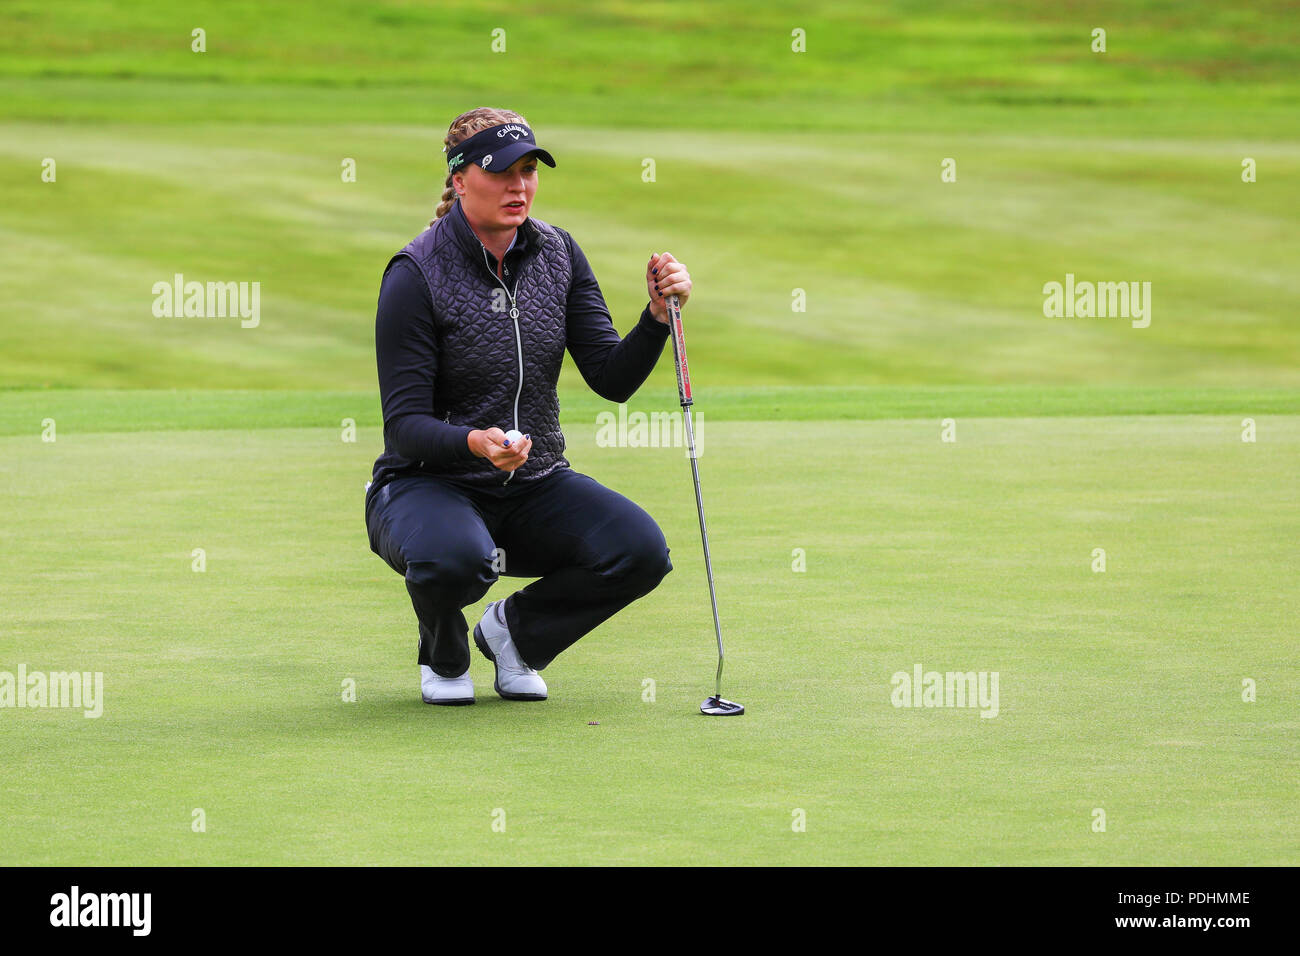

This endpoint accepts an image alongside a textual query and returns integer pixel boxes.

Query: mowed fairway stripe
[3,120,1299,389]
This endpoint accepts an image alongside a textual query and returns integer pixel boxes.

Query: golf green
[1,388,1295,864]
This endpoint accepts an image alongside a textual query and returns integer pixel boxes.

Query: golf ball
[504,429,524,445]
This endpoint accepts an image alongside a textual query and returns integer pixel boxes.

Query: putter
[664,289,744,717]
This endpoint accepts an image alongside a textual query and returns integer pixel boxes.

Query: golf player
[364,107,692,705]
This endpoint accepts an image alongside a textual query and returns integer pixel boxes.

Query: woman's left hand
[647,252,691,323]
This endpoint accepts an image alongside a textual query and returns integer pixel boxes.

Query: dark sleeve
[374,256,479,465]
[562,230,671,404]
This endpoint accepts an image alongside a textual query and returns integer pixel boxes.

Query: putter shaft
[667,294,727,699]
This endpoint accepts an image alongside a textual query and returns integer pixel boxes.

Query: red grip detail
[672,312,692,403]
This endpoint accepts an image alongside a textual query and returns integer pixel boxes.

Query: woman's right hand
[469,428,532,472]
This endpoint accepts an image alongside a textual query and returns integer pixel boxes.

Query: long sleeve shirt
[371,227,670,494]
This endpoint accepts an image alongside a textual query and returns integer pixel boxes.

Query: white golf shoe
[473,600,548,701]
[420,665,475,706]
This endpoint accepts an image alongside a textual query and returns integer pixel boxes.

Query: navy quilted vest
[391,198,573,489]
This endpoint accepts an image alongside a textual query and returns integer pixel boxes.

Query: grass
[0,387,1296,865]
[1,2,1299,391]
[1,0,1297,865]
[2,385,1300,437]
[3,120,1298,391]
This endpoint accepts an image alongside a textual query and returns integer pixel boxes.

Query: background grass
[1,1,1298,390]
[0,1,1296,865]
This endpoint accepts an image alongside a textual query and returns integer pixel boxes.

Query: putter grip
[667,294,693,407]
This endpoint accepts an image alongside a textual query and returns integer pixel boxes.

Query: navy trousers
[365,467,674,676]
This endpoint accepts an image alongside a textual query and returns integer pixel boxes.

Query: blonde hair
[432,107,533,224]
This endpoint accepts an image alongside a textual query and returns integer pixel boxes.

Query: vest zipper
[482,244,524,486]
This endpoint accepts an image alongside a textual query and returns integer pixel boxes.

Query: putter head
[700,695,744,716]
